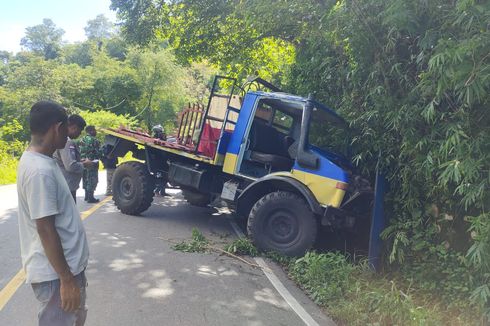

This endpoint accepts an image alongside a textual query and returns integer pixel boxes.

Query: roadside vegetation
[175,230,480,325]
[0,15,216,185]
[111,0,490,321]
[1,0,488,323]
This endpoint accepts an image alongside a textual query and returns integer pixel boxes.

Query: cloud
[62,24,87,44]
[0,24,26,53]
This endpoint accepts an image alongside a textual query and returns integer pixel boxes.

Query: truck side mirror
[297,95,319,170]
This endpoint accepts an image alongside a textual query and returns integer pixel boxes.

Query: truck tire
[113,161,155,215]
[182,189,211,207]
[247,191,317,256]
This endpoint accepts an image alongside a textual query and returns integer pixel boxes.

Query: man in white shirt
[17,101,90,326]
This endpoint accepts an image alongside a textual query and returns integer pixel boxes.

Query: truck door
[222,93,259,175]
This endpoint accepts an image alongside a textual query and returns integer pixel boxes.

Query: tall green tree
[128,48,186,129]
[110,0,295,81]
[84,14,114,40]
[20,18,65,59]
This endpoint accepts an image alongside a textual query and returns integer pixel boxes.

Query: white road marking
[228,220,321,326]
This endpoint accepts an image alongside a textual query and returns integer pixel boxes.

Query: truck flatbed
[104,127,216,164]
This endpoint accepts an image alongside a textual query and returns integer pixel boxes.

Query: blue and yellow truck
[104,76,373,256]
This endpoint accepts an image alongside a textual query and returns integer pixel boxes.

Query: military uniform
[79,135,101,201]
[101,144,117,195]
[53,138,84,202]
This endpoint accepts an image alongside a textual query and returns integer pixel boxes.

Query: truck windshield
[309,107,350,158]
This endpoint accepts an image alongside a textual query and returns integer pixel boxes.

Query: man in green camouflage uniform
[79,126,101,203]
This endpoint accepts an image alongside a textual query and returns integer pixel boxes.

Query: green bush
[0,120,26,185]
[78,110,138,131]
[286,251,477,325]
[0,149,18,185]
[289,251,355,304]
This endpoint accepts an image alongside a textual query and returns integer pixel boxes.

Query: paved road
[0,171,335,326]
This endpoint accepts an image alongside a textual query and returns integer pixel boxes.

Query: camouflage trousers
[82,168,98,192]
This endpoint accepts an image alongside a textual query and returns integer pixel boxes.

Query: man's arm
[35,216,80,313]
[60,141,84,173]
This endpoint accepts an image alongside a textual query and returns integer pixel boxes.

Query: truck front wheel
[247,191,317,256]
[113,161,155,215]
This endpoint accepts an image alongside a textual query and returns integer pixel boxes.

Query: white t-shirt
[17,151,89,283]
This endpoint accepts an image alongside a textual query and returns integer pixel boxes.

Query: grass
[0,154,18,185]
[270,251,481,326]
[172,228,484,325]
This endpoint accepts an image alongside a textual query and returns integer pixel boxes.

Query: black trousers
[71,190,77,203]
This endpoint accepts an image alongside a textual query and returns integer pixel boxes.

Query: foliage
[224,238,258,257]
[283,251,477,325]
[172,228,209,253]
[63,42,97,68]
[0,120,25,185]
[0,16,210,184]
[0,146,18,185]
[110,0,296,82]
[127,48,187,130]
[112,0,490,316]
[290,251,355,304]
[20,18,65,59]
[84,14,115,40]
[78,110,138,139]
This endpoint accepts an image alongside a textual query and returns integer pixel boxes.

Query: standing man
[17,101,89,326]
[80,125,101,203]
[101,144,117,196]
[53,114,92,202]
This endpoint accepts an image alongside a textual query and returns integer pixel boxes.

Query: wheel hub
[120,177,134,199]
[266,209,299,244]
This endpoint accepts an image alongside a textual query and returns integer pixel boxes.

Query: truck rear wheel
[113,161,155,215]
[182,189,211,207]
[247,191,317,256]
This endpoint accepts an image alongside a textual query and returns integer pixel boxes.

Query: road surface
[0,171,335,326]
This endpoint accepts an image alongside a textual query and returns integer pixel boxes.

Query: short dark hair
[29,101,68,135]
[68,114,86,130]
[85,125,96,133]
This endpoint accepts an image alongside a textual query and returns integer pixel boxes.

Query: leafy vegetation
[0,15,214,184]
[172,228,209,253]
[224,238,259,257]
[112,0,490,318]
[0,145,20,185]
[1,1,488,321]
[0,120,26,184]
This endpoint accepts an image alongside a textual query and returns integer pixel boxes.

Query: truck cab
[104,76,372,256]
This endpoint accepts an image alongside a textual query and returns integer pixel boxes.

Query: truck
[103,76,373,256]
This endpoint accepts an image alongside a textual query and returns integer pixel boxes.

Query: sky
[0,0,117,53]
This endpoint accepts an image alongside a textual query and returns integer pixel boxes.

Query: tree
[110,0,295,81]
[105,36,129,60]
[0,51,11,86]
[128,48,186,129]
[20,18,65,59]
[63,42,96,67]
[84,14,114,40]
[78,51,142,115]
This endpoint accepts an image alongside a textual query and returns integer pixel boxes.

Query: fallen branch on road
[157,233,261,269]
